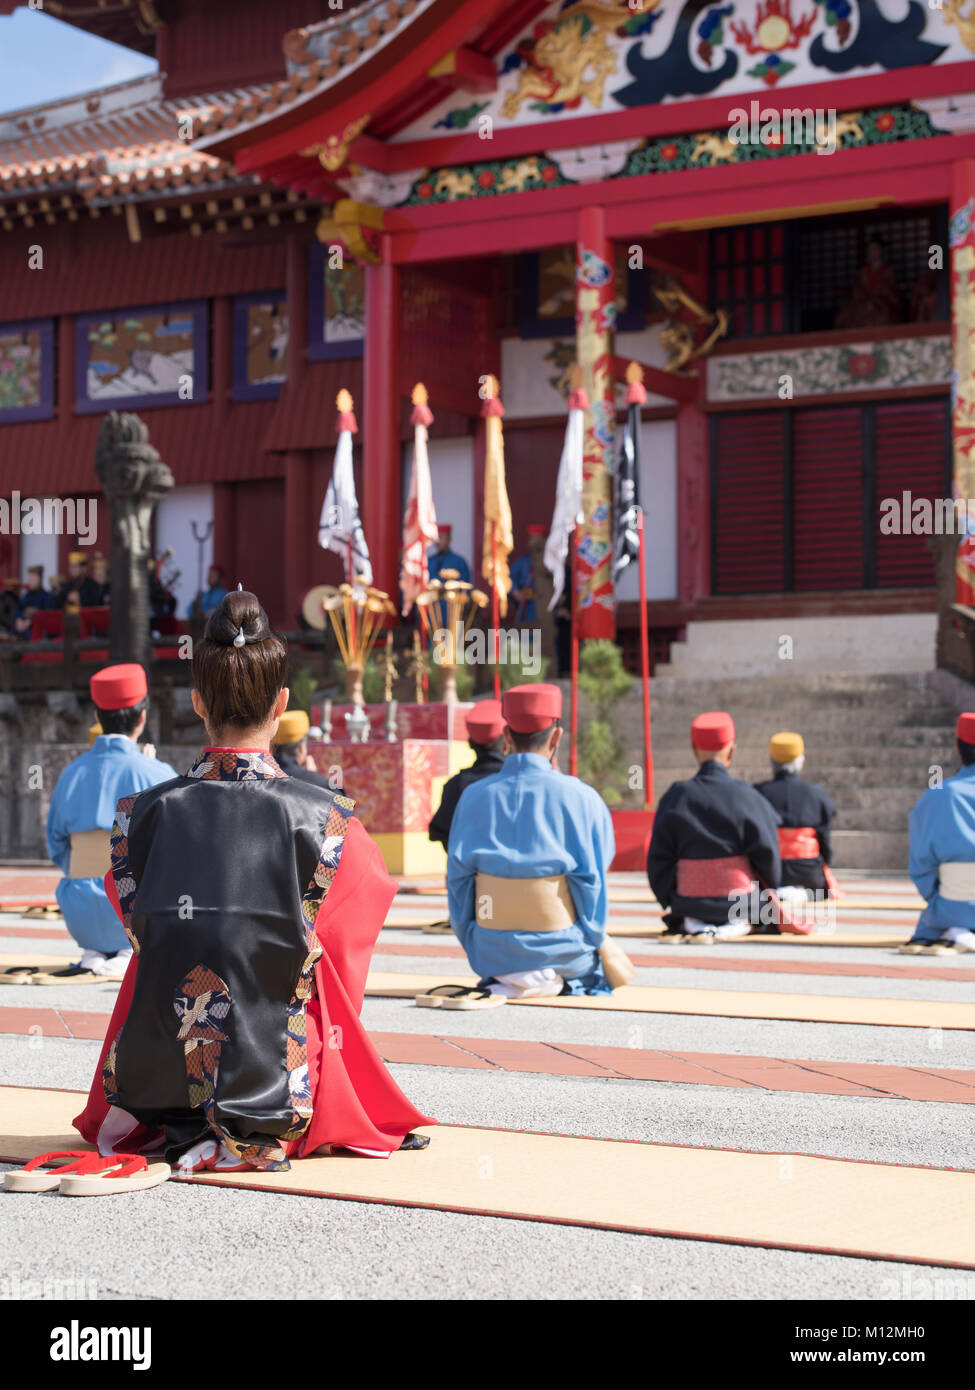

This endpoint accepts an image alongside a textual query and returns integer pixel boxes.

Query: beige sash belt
[475,873,577,932]
[69,830,112,881]
[938,862,975,901]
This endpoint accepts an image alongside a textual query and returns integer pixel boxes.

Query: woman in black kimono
[75,589,433,1172]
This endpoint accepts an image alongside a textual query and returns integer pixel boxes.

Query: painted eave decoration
[395,0,973,142]
[189,0,975,211]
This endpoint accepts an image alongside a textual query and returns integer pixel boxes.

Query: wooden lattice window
[710,224,788,340]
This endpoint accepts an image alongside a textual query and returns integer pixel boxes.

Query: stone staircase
[580,669,975,871]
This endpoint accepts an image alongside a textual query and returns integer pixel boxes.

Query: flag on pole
[481,374,513,618]
[612,362,645,584]
[545,369,586,610]
[318,388,372,585]
[400,383,439,614]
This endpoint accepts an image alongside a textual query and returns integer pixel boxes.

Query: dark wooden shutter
[711,411,786,594]
[874,398,948,587]
[791,405,864,590]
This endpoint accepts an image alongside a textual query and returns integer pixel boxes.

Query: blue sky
[0,6,157,115]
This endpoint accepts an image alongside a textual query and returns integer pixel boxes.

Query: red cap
[691,711,735,751]
[465,700,505,743]
[957,713,975,744]
[526,524,547,537]
[437,524,452,537]
[90,663,148,712]
[503,683,562,734]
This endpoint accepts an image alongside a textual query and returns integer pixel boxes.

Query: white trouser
[683,917,751,939]
[487,968,563,998]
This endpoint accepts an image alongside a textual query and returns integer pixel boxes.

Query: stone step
[832,830,911,873]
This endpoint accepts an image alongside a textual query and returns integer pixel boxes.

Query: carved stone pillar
[94,412,174,669]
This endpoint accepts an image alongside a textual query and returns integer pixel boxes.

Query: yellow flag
[481,375,513,617]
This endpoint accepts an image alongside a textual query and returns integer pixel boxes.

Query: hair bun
[205,590,272,647]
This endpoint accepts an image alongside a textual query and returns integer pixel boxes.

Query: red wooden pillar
[677,377,710,606]
[364,234,401,599]
[574,205,615,639]
[951,159,975,606]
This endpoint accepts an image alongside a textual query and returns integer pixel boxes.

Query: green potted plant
[575,640,654,869]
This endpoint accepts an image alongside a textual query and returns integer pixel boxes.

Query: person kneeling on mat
[648,712,790,943]
[901,712,975,956]
[73,589,434,1175]
[424,700,507,934]
[41,664,176,985]
[754,731,838,907]
[428,683,622,1011]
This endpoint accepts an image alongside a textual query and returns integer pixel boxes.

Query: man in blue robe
[443,683,615,1006]
[13,565,52,637]
[508,525,547,624]
[44,663,177,982]
[902,712,975,955]
[196,564,229,618]
[427,524,471,584]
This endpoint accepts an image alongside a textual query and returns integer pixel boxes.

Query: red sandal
[4,1149,108,1193]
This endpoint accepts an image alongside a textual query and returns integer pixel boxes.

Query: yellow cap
[770,731,804,763]
[68,551,87,564]
[276,709,310,745]
[88,722,103,747]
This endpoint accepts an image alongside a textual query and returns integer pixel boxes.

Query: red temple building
[2,0,975,679]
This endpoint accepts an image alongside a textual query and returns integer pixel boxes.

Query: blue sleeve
[908,792,940,902]
[45,776,71,874]
[458,556,471,583]
[567,787,615,947]
[510,555,530,588]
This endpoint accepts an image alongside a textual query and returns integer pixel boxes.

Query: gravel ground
[3,1160,966,1302]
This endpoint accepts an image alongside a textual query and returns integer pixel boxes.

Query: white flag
[318,425,372,585]
[400,413,439,614]
[544,399,584,609]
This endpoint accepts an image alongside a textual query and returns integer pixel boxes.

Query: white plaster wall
[663,614,937,679]
[19,527,58,584]
[615,418,677,602]
[153,484,215,617]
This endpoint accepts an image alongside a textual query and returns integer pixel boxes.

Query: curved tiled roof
[194,0,430,141]
[0,73,269,203]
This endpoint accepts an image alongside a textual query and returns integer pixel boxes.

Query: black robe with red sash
[647,760,782,928]
[753,769,835,892]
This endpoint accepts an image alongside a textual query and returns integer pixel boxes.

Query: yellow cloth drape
[482,413,513,617]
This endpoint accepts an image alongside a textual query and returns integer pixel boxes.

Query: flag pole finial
[336,387,358,434]
[411,382,433,426]
[625,360,647,406]
[481,373,504,418]
[568,363,589,412]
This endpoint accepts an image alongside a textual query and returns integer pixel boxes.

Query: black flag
[612,392,642,583]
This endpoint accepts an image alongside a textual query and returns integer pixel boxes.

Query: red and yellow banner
[951,162,975,607]
[575,210,615,639]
